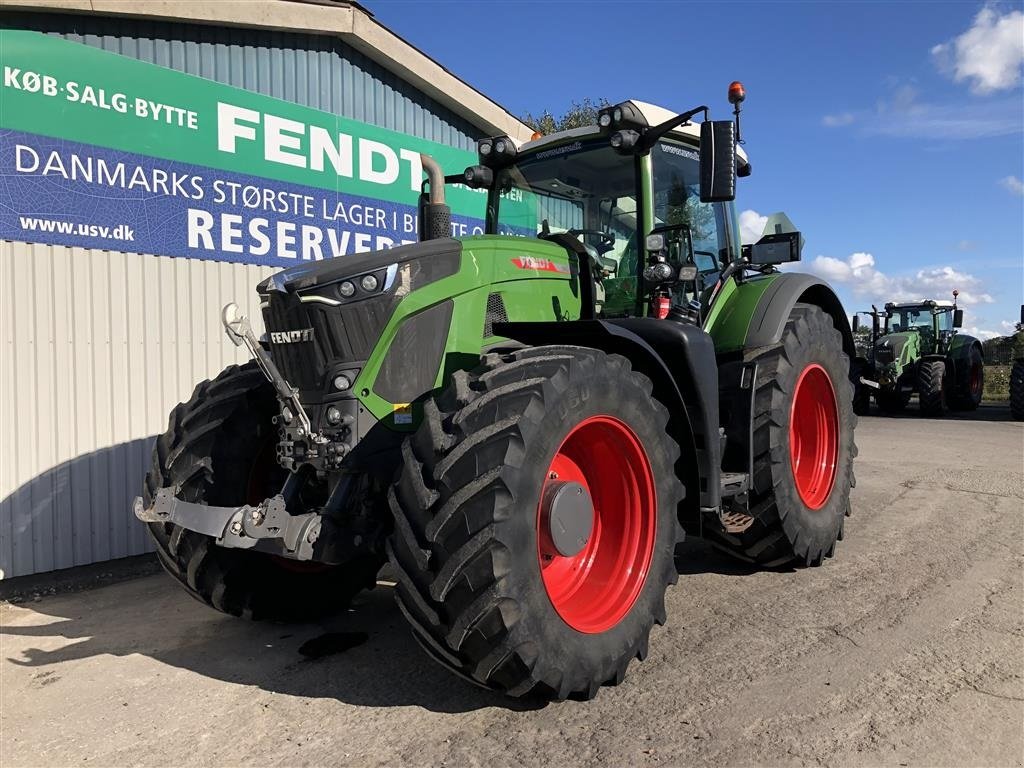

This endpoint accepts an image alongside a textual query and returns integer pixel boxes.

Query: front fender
[708,272,855,359]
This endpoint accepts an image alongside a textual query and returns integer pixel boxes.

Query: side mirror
[699,120,736,203]
[953,309,963,328]
[852,316,861,332]
[742,231,802,265]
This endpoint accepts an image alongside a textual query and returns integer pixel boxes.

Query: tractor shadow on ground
[674,539,795,577]
[0,573,543,714]
[859,402,1014,423]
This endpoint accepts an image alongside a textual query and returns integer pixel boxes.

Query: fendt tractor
[852,292,984,416]
[135,84,858,700]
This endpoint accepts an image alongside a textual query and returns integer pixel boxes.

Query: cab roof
[515,99,751,163]
[887,300,955,309]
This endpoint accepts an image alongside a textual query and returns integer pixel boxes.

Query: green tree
[522,98,609,135]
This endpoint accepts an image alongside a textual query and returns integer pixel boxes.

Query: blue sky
[366,0,1024,337]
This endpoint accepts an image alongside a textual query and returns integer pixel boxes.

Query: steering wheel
[566,228,616,254]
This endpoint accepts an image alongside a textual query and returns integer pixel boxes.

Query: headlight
[598,112,612,128]
[478,139,492,156]
[333,374,351,391]
[338,281,356,298]
[643,262,676,284]
[678,265,699,281]
[360,274,379,292]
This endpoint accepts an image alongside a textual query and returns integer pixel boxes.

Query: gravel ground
[2,405,1022,767]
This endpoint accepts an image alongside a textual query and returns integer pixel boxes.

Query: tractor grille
[261,291,396,394]
[483,292,508,338]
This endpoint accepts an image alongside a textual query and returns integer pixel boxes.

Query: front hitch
[133,489,345,564]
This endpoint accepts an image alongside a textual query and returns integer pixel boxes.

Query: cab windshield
[495,142,639,258]
[494,140,642,316]
[889,307,949,333]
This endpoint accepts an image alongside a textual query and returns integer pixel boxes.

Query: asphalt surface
[2,404,1022,767]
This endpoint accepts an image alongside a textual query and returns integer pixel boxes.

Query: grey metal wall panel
[0,241,275,578]
[3,11,482,151]
[0,11,488,577]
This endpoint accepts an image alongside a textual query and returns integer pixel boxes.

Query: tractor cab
[883,298,963,356]
[455,96,771,323]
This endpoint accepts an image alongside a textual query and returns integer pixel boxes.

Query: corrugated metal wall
[4,11,481,152]
[0,242,275,578]
[0,11,486,578]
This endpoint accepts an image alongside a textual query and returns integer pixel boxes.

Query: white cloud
[932,5,1024,94]
[738,209,768,245]
[999,175,1024,195]
[822,112,855,128]
[802,251,995,306]
[828,86,1021,140]
[966,326,1002,340]
[956,239,977,251]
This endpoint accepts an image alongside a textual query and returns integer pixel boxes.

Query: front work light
[478,135,516,167]
[597,101,649,133]
[610,129,640,153]
[463,165,494,189]
[360,274,379,292]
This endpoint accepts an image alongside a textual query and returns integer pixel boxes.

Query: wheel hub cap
[541,481,594,557]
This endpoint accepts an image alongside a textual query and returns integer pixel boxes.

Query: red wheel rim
[537,415,657,634]
[970,363,982,395]
[789,364,840,510]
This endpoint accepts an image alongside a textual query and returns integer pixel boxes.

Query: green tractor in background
[852,292,984,416]
[135,85,858,700]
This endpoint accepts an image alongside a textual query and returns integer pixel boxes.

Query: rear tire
[949,346,983,411]
[918,359,948,416]
[1010,360,1024,420]
[143,362,383,621]
[851,360,871,416]
[387,346,684,699]
[706,304,856,567]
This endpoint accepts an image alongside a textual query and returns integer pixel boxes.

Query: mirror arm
[640,106,709,151]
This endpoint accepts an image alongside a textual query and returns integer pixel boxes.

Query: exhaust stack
[418,153,452,242]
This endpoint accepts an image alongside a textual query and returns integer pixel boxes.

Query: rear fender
[495,318,720,534]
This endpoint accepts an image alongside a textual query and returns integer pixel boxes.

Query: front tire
[143,362,383,621]
[707,304,856,567]
[387,346,684,699]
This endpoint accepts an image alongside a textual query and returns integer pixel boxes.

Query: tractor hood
[874,331,918,371]
[258,238,462,295]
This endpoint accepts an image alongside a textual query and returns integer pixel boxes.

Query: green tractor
[135,85,858,700]
[852,292,984,416]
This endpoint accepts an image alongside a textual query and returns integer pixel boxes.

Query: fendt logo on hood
[270,328,314,344]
